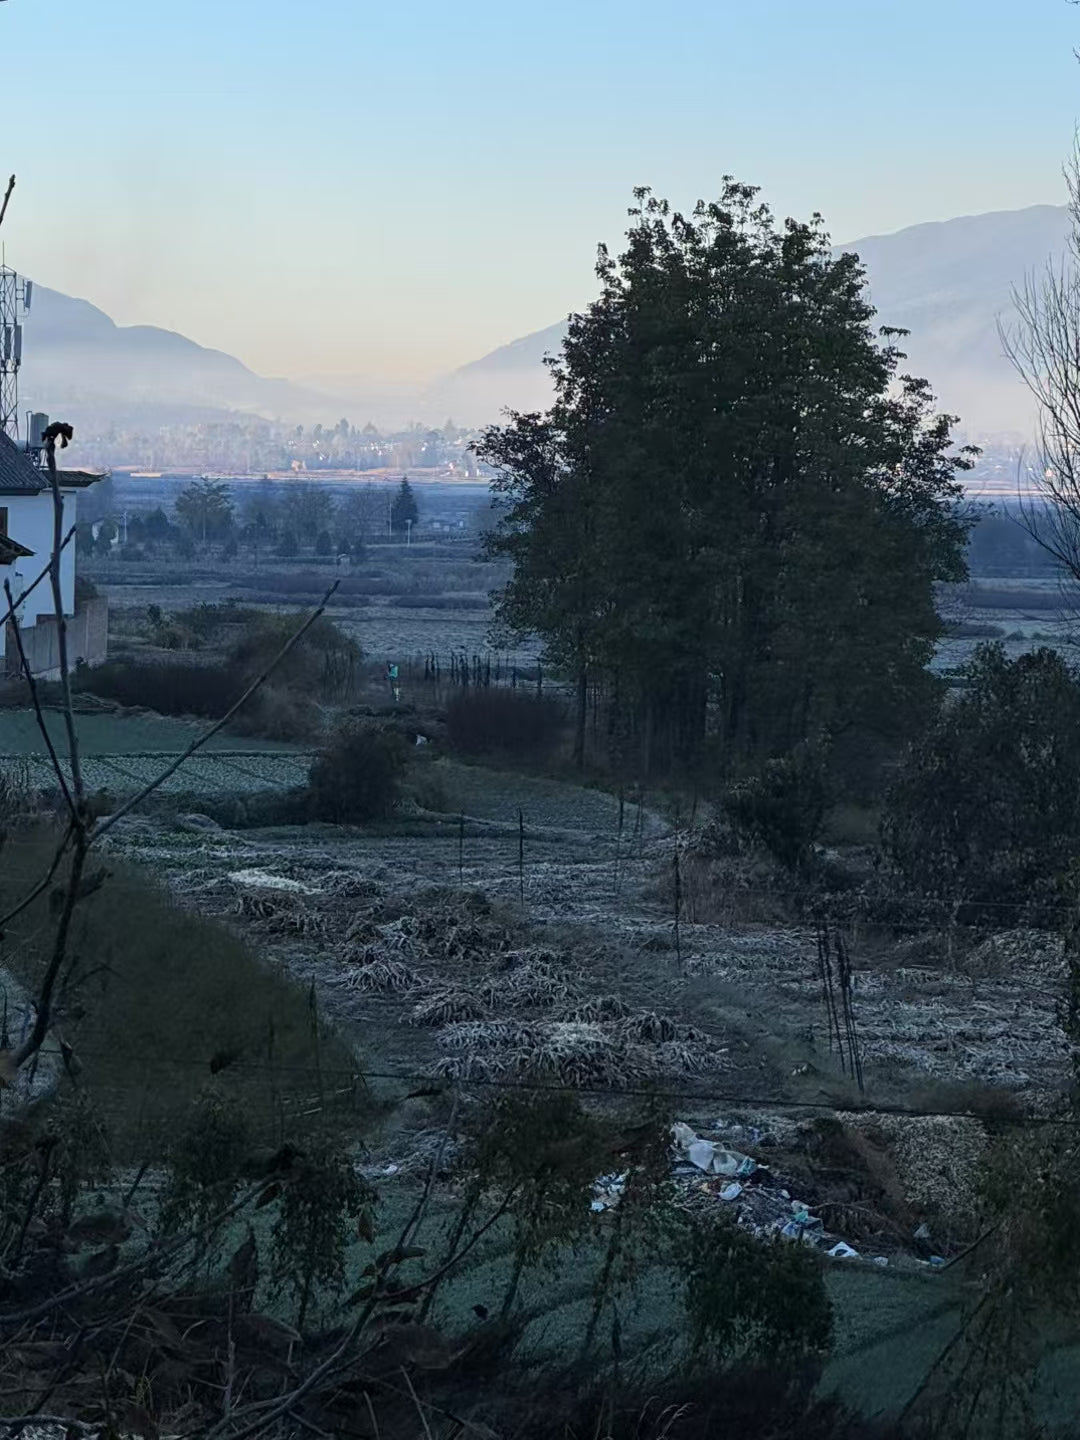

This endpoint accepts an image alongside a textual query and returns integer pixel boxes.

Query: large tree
[478,182,975,774]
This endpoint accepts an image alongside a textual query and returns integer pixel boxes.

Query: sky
[3,0,1080,384]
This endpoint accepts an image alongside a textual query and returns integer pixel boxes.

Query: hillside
[17,282,337,430]
[425,204,1072,439]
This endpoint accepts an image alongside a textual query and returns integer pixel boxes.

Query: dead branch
[0,525,75,632]
[999,135,1080,584]
[0,174,13,231]
[43,428,85,808]
[3,583,76,819]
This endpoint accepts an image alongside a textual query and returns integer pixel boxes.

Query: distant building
[0,427,108,679]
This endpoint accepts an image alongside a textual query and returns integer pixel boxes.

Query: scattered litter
[928,1255,947,1267]
[828,1241,859,1260]
[719,1182,743,1202]
[914,1223,932,1242]
[872,1256,889,1267]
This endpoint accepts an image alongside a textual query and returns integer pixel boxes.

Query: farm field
[0,708,312,796]
[83,750,1079,1423]
[17,511,1078,1431]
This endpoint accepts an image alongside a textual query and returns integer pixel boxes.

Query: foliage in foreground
[883,643,1080,920]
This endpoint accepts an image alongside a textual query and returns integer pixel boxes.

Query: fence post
[518,807,525,907]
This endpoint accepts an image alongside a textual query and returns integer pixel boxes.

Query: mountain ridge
[15,202,1073,439]
[423,203,1071,439]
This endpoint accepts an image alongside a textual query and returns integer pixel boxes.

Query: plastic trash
[719,1182,743,1202]
[928,1255,946,1267]
[872,1256,889,1267]
[790,1202,811,1225]
[913,1223,932,1242]
[828,1241,859,1260]
[672,1123,757,1178]
[590,1172,628,1212]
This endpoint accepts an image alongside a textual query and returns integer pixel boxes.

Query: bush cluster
[307,725,406,823]
[722,749,828,875]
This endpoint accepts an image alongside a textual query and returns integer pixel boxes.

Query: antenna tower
[0,264,32,440]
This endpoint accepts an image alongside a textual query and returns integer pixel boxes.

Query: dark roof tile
[0,431,45,494]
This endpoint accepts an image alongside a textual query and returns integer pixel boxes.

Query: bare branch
[1000,134,1080,584]
[0,526,76,631]
[0,174,13,231]
[43,428,85,808]
[3,582,77,819]
[94,581,340,840]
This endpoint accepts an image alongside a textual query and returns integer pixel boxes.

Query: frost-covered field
[0,709,310,798]
[1,749,313,797]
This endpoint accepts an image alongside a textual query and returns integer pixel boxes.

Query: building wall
[4,489,78,625]
[0,489,81,667]
[4,597,108,680]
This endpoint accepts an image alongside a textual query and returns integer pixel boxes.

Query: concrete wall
[4,597,107,680]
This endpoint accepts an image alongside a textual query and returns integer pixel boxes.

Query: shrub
[76,659,239,718]
[445,688,566,761]
[307,725,405,823]
[229,613,361,700]
[228,684,321,742]
[722,748,828,875]
[883,644,1080,920]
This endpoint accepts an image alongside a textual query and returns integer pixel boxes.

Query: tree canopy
[883,644,1080,920]
[478,181,976,775]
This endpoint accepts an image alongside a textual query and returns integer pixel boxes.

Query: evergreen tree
[390,478,420,534]
[478,181,976,774]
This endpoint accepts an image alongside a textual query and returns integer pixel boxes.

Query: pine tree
[390,478,419,535]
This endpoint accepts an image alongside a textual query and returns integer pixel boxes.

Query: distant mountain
[421,322,566,426]
[425,205,1073,440]
[18,204,1074,442]
[17,283,340,431]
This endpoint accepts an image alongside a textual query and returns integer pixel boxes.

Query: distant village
[67,415,490,477]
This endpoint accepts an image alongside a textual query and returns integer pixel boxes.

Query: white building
[0,429,107,678]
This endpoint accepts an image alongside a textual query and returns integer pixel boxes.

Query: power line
[36,1047,1078,1127]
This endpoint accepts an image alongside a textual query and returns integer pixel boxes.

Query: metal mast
[0,264,31,440]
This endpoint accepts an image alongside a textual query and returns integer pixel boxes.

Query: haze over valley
[16,203,1070,447]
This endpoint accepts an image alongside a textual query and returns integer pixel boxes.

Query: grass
[0,825,361,1157]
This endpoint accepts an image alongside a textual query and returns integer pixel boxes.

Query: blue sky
[3,0,1080,381]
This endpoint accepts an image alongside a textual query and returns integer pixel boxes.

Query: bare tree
[1000,137,1080,582]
